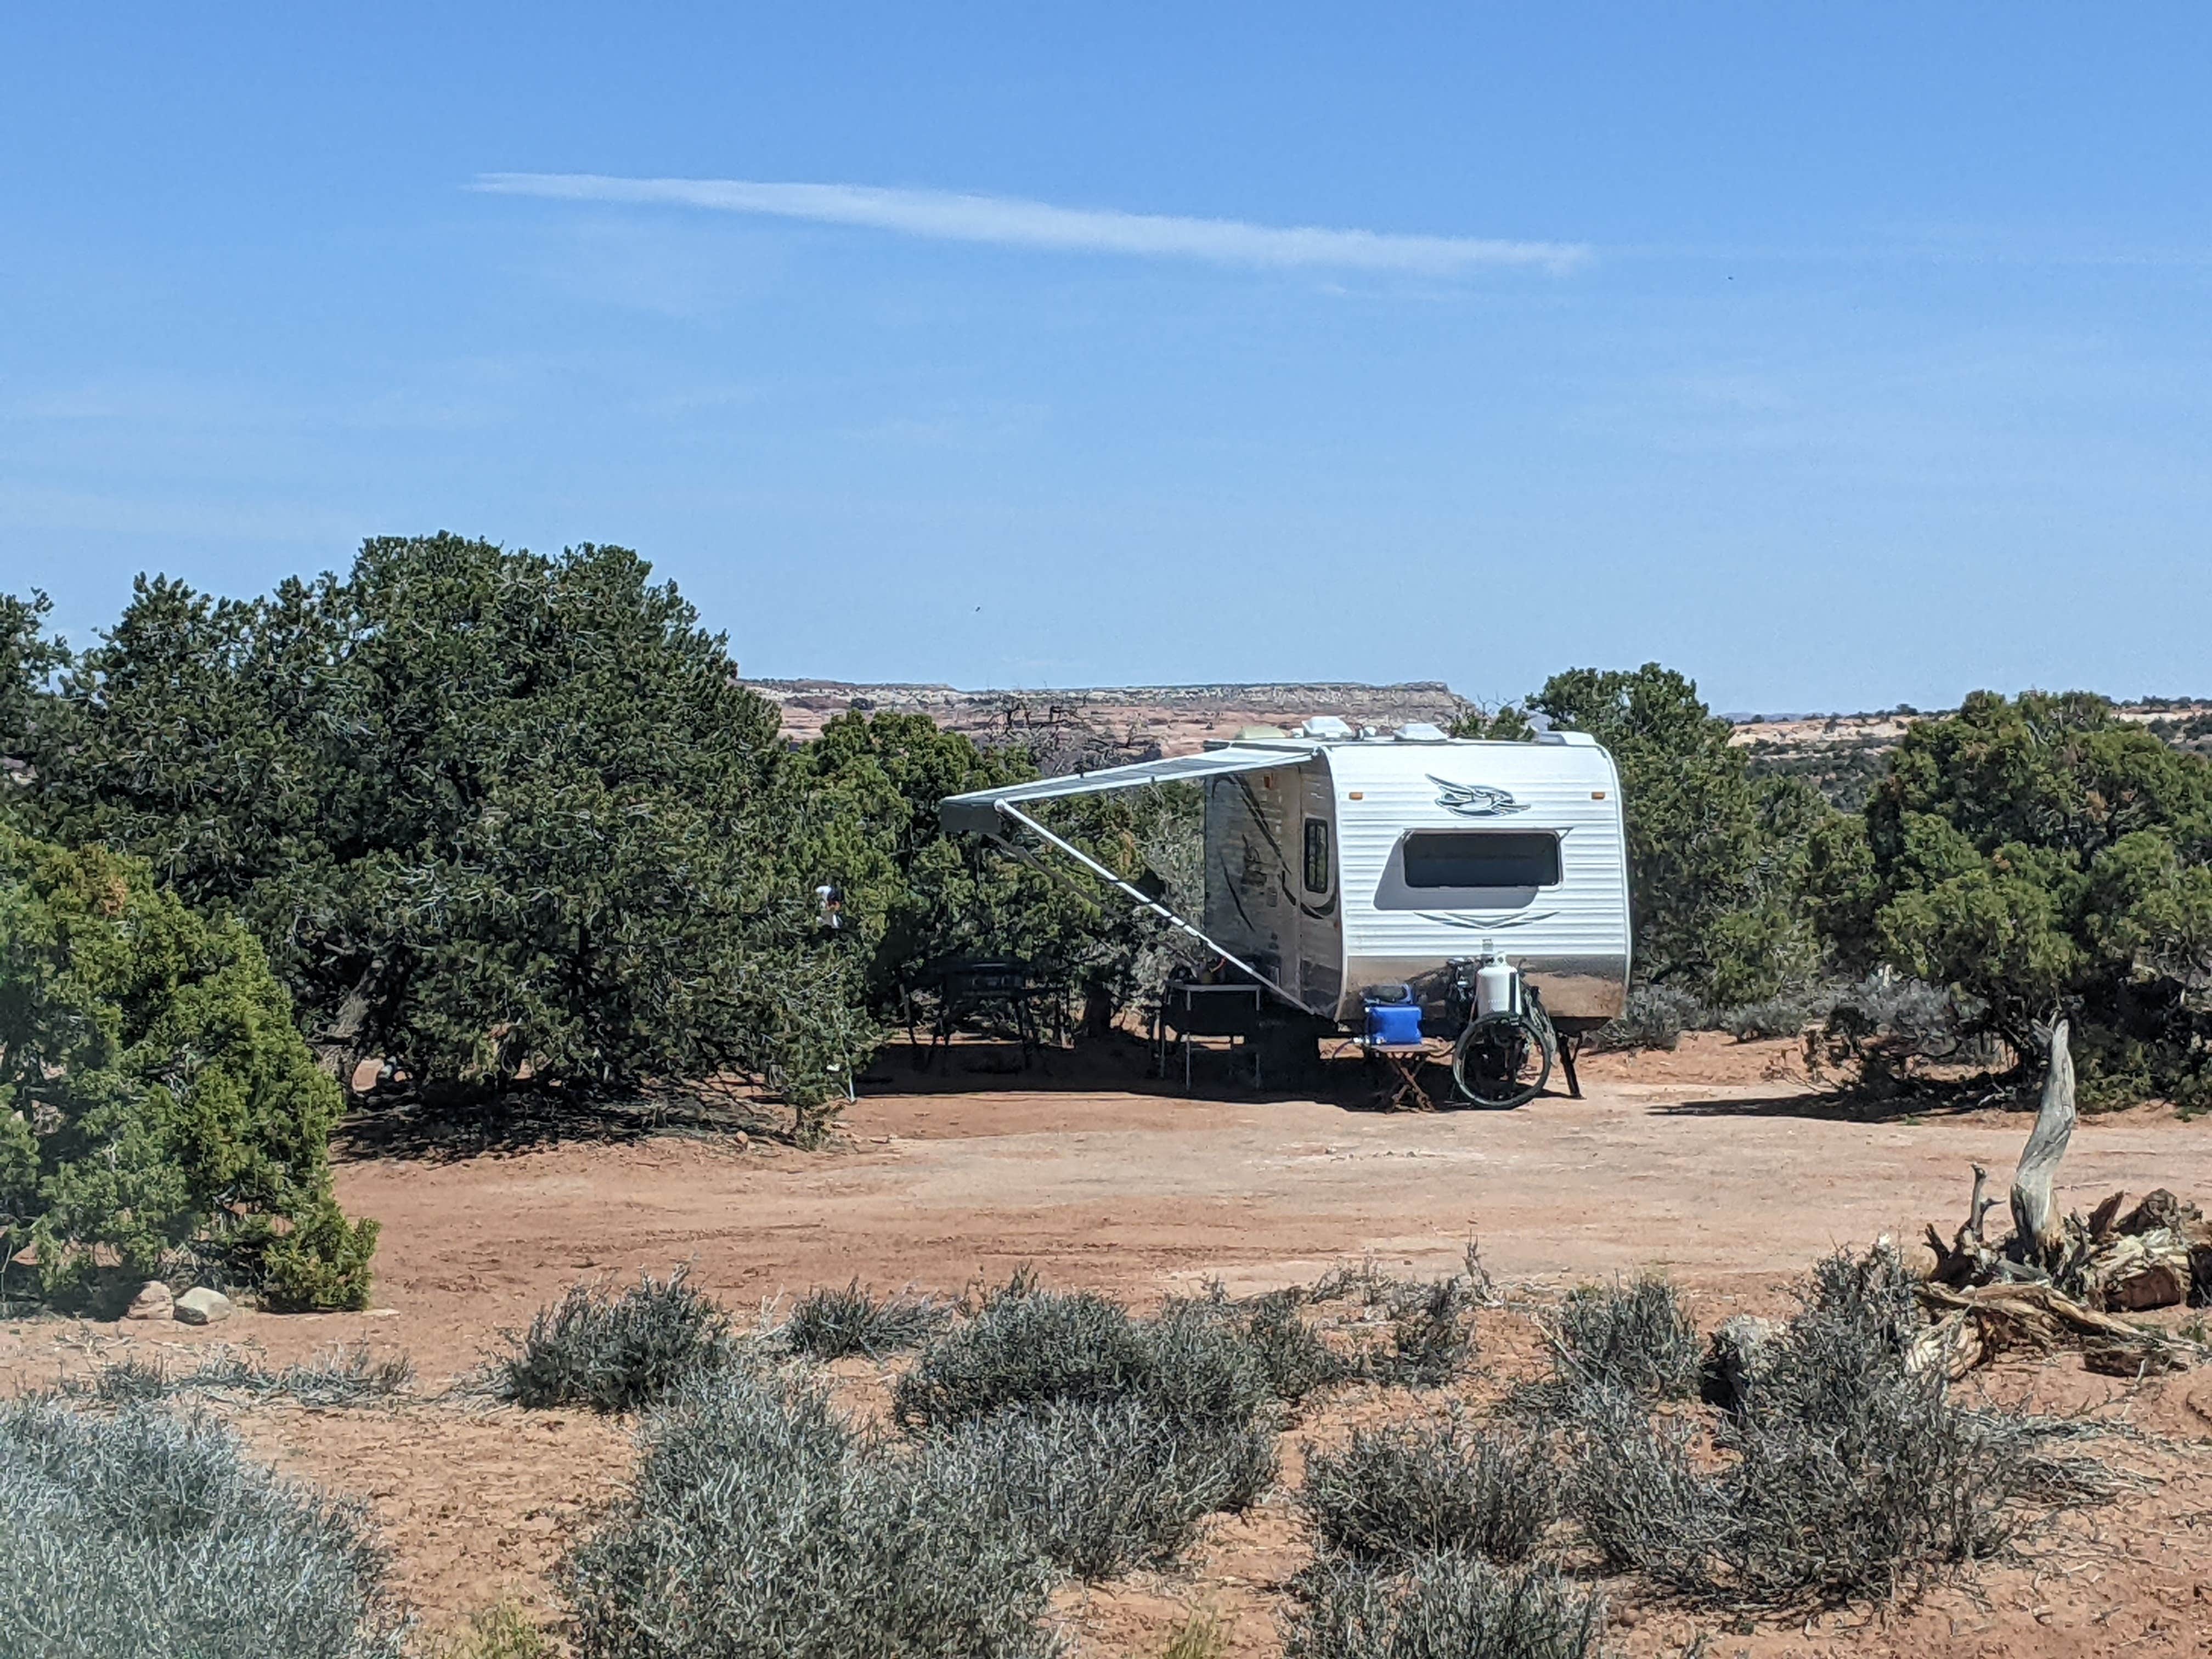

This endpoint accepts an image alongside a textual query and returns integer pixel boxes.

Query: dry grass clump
[784,1279,952,1360]
[1300,1417,1560,1568]
[1287,1554,1604,1659]
[1157,1610,1231,1659]
[69,1342,415,1408]
[493,1267,735,1413]
[0,1398,403,1658]
[561,1368,1057,1659]
[421,1601,556,1659]
[1567,1245,2103,1610]
[1374,1277,1481,1387]
[1298,1259,1482,1387]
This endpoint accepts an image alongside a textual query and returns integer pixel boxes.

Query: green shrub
[562,1369,1056,1659]
[1288,1555,1603,1659]
[1811,690,2212,1107]
[1553,1276,1702,1400]
[0,827,373,1310]
[785,1279,952,1359]
[1300,1419,1559,1567]
[494,1268,735,1412]
[0,1398,402,1657]
[258,1199,383,1312]
[10,541,873,1111]
[1516,664,1823,1005]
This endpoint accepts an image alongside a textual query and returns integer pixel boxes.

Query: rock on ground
[173,1286,234,1325]
[124,1281,174,1321]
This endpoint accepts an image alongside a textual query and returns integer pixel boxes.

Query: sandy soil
[4,1034,2210,1654]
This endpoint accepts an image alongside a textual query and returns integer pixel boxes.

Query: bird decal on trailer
[1428,776,1528,819]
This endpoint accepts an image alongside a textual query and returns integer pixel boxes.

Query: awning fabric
[938,744,1312,837]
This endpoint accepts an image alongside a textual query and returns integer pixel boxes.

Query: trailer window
[1303,818,1330,892]
[1401,831,1560,889]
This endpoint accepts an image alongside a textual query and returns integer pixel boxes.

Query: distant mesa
[749,679,2212,799]
[751,679,1471,770]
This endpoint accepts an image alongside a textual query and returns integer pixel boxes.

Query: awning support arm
[994,802,1310,1014]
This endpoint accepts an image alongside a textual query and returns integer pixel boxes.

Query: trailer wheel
[1451,1008,1556,1109]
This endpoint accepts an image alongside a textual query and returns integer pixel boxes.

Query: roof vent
[1299,716,1353,739]
[1234,724,1288,741]
[1395,722,1448,743]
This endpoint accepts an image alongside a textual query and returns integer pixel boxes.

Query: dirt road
[316,1037,2212,1379]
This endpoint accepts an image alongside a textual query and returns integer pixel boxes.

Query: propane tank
[1475,951,1520,1020]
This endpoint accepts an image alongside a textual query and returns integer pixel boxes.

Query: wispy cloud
[474,173,1588,276]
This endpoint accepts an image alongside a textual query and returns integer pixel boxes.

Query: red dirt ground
[4,1033,2209,1655]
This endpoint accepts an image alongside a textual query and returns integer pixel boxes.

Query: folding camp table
[1156,981,1265,1090]
[1363,1041,1436,1111]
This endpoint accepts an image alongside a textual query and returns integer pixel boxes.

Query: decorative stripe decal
[1415,910,1560,930]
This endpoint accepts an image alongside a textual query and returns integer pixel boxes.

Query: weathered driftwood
[2080,1226,2196,1312]
[2007,1020,2076,1267]
[1925,1161,2002,1288]
[1915,1020,2209,1376]
[1912,1281,2191,1379]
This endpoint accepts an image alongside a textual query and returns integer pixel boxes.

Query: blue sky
[3,7,2207,712]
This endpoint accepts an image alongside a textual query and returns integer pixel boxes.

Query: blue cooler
[1365,1001,1424,1046]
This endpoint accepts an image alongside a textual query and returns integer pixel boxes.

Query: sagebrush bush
[1375,1277,1480,1387]
[1300,1418,1559,1567]
[1237,1289,1356,1401]
[893,1276,1274,1431]
[562,1368,1056,1659]
[1718,988,1831,1041]
[1306,1258,1401,1307]
[887,1276,1284,1582]
[928,1394,1276,1579]
[1590,983,1702,1053]
[785,1279,952,1359]
[894,1279,1150,1426]
[494,1268,735,1412]
[1141,1300,1279,1427]
[0,1398,402,1658]
[1552,1274,1701,1399]
[1288,1554,1604,1659]
[1568,1246,2089,1609]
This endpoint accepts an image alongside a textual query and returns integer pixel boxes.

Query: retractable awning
[937,744,1314,837]
[937,742,1321,1013]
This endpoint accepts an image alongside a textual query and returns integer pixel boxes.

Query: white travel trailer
[938,721,1632,1070]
